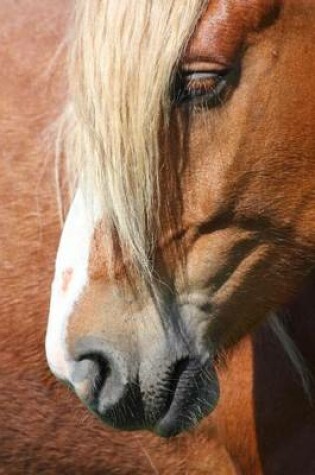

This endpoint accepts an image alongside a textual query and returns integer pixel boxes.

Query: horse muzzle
[68,337,219,437]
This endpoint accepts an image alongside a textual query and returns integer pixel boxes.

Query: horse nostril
[163,357,190,408]
[95,354,111,394]
[76,353,110,400]
[71,343,130,416]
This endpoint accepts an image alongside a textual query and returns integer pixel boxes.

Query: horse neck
[238,271,314,472]
[259,271,315,403]
[213,273,315,473]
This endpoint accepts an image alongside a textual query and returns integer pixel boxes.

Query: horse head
[46,0,315,437]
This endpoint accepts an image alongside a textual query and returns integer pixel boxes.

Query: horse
[0,2,249,474]
[1,0,315,473]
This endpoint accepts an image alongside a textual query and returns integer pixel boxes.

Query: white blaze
[45,189,101,381]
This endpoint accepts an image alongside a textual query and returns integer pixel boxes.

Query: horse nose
[67,338,218,435]
[70,339,147,429]
[71,343,130,414]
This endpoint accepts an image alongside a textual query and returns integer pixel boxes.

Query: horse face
[46,0,315,436]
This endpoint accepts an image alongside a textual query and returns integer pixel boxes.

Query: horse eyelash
[172,70,230,109]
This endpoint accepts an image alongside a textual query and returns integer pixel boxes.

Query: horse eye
[172,69,231,109]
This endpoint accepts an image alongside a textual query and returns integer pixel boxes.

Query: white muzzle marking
[45,189,101,381]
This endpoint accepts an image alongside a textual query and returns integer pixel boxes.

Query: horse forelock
[60,0,207,278]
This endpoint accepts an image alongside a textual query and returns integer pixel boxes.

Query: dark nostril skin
[142,356,191,426]
[70,339,145,429]
[154,357,219,437]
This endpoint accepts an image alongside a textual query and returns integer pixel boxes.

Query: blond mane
[60,0,206,276]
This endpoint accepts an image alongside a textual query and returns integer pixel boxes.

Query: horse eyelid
[172,69,231,109]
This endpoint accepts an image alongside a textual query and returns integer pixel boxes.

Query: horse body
[1,1,315,473]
